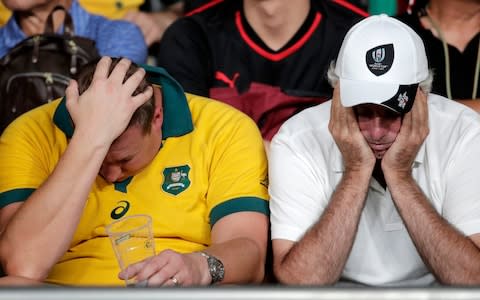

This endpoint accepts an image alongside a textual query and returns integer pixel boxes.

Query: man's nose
[370,117,388,140]
[100,164,123,183]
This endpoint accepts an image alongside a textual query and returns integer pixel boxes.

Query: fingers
[118,259,149,281]
[141,264,178,286]
[108,58,132,84]
[400,88,429,141]
[329,84,343,132]
[119,254,173,286]
[96,57,149,100]
[91,57,151,108]
[118,250,200,287]
[414,88,428,128]
[135,250,180,285]
[412,88,429,141]
[167,276,180,287]
[123,67,148,97]
[131,85,153,108]
[381,88,429,175]
[92,56,112,82]
[329,84,360,139]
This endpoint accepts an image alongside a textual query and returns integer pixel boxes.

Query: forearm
[0,135,108,279]
[204,237,266,284]
[275,171,370,285]
[387,174,480,284]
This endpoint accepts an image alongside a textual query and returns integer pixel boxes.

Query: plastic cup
[105,214,156,287]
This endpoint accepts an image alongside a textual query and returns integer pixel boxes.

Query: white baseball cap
[335,14,428,114]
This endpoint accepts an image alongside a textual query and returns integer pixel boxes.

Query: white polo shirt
[269,94,480,286]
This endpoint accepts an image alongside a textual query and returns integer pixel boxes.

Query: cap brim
[339,78,418,114]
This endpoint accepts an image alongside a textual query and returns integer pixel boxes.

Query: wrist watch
[199,251,225,284]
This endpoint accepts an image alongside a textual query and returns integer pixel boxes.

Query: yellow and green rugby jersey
[0,66,269,286]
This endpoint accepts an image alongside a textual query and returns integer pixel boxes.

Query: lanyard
[424,10,480,100]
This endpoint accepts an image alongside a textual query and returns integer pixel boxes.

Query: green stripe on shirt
[210,197,269,227]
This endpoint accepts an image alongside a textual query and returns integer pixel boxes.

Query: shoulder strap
[45,5,74,36]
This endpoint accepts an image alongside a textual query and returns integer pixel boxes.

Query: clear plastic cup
[106,214,156,287]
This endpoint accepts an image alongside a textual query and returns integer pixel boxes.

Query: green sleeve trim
[210,197,269,227]
[0,188,35,208]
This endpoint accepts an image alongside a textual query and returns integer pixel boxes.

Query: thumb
[65,80,79,119]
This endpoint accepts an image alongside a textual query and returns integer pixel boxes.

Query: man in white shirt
[269,14,480,286]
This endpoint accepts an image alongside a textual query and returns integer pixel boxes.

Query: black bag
[0,5,100,133]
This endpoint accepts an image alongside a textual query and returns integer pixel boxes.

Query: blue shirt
[0,0,147,63]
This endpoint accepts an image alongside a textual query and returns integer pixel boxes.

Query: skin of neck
[243,0,310,51]
[422,0,480,52]
[18,0,72,36]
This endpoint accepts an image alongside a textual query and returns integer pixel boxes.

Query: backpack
[0,5,100,133]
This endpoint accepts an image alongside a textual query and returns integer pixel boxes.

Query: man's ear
[151,86,164,131]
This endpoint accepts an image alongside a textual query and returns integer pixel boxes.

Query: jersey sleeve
[204,103,269,227]
[156,18,212,97]
[0,113,58,208]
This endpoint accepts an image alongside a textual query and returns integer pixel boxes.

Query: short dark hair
[74,57,155,134]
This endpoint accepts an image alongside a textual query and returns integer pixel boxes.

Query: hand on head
[381,88,429,176]
[65,56,153,149]
[329,84,376,174]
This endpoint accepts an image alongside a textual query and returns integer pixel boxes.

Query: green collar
[53,65,193,139]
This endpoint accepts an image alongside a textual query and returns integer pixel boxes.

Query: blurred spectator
[124,0,184,47]
[397,0,479,110]
[0,0,147,63]
[0,0,184,47]
[0,0,144,25]
[79,0,147,19]
[156,0,367,150]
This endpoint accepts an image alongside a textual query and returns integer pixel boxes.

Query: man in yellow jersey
[0,56,269,286]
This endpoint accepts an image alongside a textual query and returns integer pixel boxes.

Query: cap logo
[372,48,385,63]
[397,92,408,109]
[365,44,394,76]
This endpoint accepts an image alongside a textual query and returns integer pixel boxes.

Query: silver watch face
[207,255,225,283]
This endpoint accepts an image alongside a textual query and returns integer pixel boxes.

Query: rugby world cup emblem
[366,44,394,76]
[372,48,385,63]
[162,165,191,195]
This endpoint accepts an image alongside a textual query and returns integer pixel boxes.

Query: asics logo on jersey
[162,165,191,195]
[110,200,130,219]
